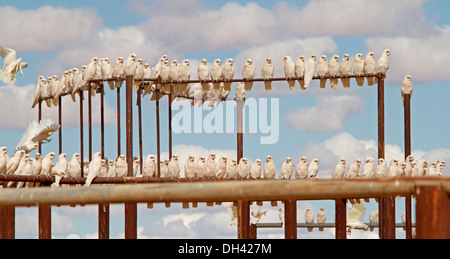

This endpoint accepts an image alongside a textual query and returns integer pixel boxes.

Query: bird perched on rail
[346,159,361,179]
[353,53,365,87]
[305,208,315,232]
[124,54,136,77]
[376,49,391,77]
[185,155,196,179]
[82,57,98,88]
[106,160,116,178]
[304,54,317,89]
[41,152,55,176]
[295,156,309,179]
[376,158,387,178]
[250,159,262,179]
[198,59,210,89]
[168,154,180,178]
[32,76,52,108]
[328,55,340,89]
[226,158,237,179]
[280,157,294,179]
[71,68,83,102]
[0,46,28,85]
[67,153,81,178]
[347,202,369,235]
[133,58,145,91]
[5,150,25,175]
[317,55,328,88]
[26,153,42,187]
[361,157,376,179]
[51,153,68,187]
[210,59,222,90]
[221,58,234,91]
[215,156,228,179]
[243,59,255,91]
[262,57,274,91]
[115,154,128,178]
[195,156,207,178]
[85,152,102,187]
[101,57,114,90]
[388,159,399,177]
[364,52,376,86]
[206,153,217,178]
[307,158,320,180]
[317,208,327,231]
[0,147,7,174]
[332,158,346,179]
[295,56,305,90]
[340,54,352,88]
[237,157,250,179]
[143,154,156,178]
[263,155,276,180]
[113,57,125,88]
[283,56,296,90]
[16,119,60,154]
[401,75,413,106]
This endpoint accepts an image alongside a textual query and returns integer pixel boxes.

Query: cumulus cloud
[285,95,364,133]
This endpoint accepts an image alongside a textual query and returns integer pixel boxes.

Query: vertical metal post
[416,185,450,239]
[88,83,92,162]
[137,89,143,176]
[1,206,14,239]
[124,76,137,239]
[236,99,249,239]
[404,93,413,239]
[58,96,62,154]
[79,91,84,177]
[335,199,347,239]
[117,87,121,157]
[37,99,50,239]
[156,90,161,177]
[284,200,297,239]
[98,84,109,239]
[38,101,42,154]
[168,87,173,159]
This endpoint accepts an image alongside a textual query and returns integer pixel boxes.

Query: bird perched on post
[346,159,361,179]
[263,155,276,180]
[295,156,309,179]
[340,54,352,88]
[0,147,7,174]
[376,49,391,77]
[295,56,305,90]
[332,158,346,179]
[283,56,296,90]
[101,57,114,90]
[317,55,328,88]
[329,55,340,89]
[85,152,102,187]
[124,54,136,77]
[250,159,262,179]
[0,46,28,85]
[401,75,413,106]
[26,153,42,187]
[82,57,98,88]
[198,59,210,89]
[237,157,250,179]
[16,119,60,154]
[160,160,169,178]
[221,58,234,91]
[262,58,274,91]
[304,54,317,89]
[243,59,255,91]
[5,150,25,175]
[280,157,294,179]
[364,52,376,86]
[353,53,365,87]
[113,57,125,88]
[134,58,145,91]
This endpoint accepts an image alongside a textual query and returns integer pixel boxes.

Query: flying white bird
[250,159,262,179]
[124,54,136,77]
[376,158,387,178]
[364,52,376,86]
[283,56,296,90]
[85,152,102,187]
[340,54,352,88]
[226,159,237,179]
[332,158,346,179]
[115,154,128,178]
[305,208,315,232]
[262,58,274,91]
[304,54,317,89]
[195,157,207,178]
[168,154,180,178]
[401,75,413,106]
[16,119,60,154]
[67,153,81,178]
[243,59,255,91]
[353,53,365,87]
[361,157,376,179]
[346,159,361,179]
[0,46,28,85]
[264,155,276,179]
[295,156,309,179]
[237,157,250,179]
[347,203,369,235]
[317,55,328,88]
[388,159,399,177]
[376,49,391,76]
[328,55,340,89]
[280,157,294,179]
[250,210,268,225]
[295,56,306,90]
[223,202,238,226]
[143,154,156,178]
[317,208,327,231]
[113,57,125,88]
[215,156,228,179]
[222,58,234,91]
[307,158,319,180]
[185,155,196,179]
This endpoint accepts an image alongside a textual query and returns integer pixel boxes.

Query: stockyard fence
[0,64,449,239]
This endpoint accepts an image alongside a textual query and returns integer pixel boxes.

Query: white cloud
[285,95,364,133]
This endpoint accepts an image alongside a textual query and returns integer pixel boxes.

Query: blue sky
[1,0,450,239]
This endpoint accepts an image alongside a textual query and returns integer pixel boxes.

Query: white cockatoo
[51,153,68,186]
[388,159,399,177]
[317,55,328,88]
[215,156,228,179]
[262,57,274,91]
[206,153,217,178]
[250,159,262,179]
[235,82,246,101]
[40,152,55,176]
[399,161,407,177]
[307,158,320,180]
[31,76,47,108]
[5,150,25,174]
[340,54,352,88]
[169,60,179,84]
[250,210,268,225]
[16,157,32,188]
[295,156,309,179]
[0,147,7,174]
[437,159,446,175]
[428,162,439,176]
[226,158,237,179]
[376,158,387,178]
[364,52,376,86]
[223,202,238,226]
[329,55,340,89]
[369,210,379,232]
[67,153,81,178]
[263,155,276,180]
[347,203,369,235]
[417,159,428,176]
[71,68,83,102]
[317,208,327,231]
[361,157,376,179]
[82,57,98,87]
[115,154,128,178]
[29,153,42,177]
[85,152,102,187]
[332,158,346,179]
[210,59,222,89]
[133,58,145,91]
[353,53,365,86]
[401,75,413,106]
[221,58,234,91]
[305,208,315,232]
[195,157,207,178]
[48,76,58,101]
[198,59,210,90]
[237,157,250,179]
[304,54,317,89]
[168,154,180,178]
[295,56,306,90]
[98,159,107,178]
[283,56,296,90]
[160,160,169,178]
[7,154,29,187]
[16,119,60,154]
[143,154,156,178]
[242,59,255,91]
[106,160,116,178]
[0,46,28,85]
[411,161,419,177]
[346,159,361,179]
[178,59,191,94]
[376,49,391,76]
[279,157,294,179]
[101,57,114,90]
[124,54,136,77]
[113,57,125,88]
[185,155,196,179]
[132,158,140,177]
